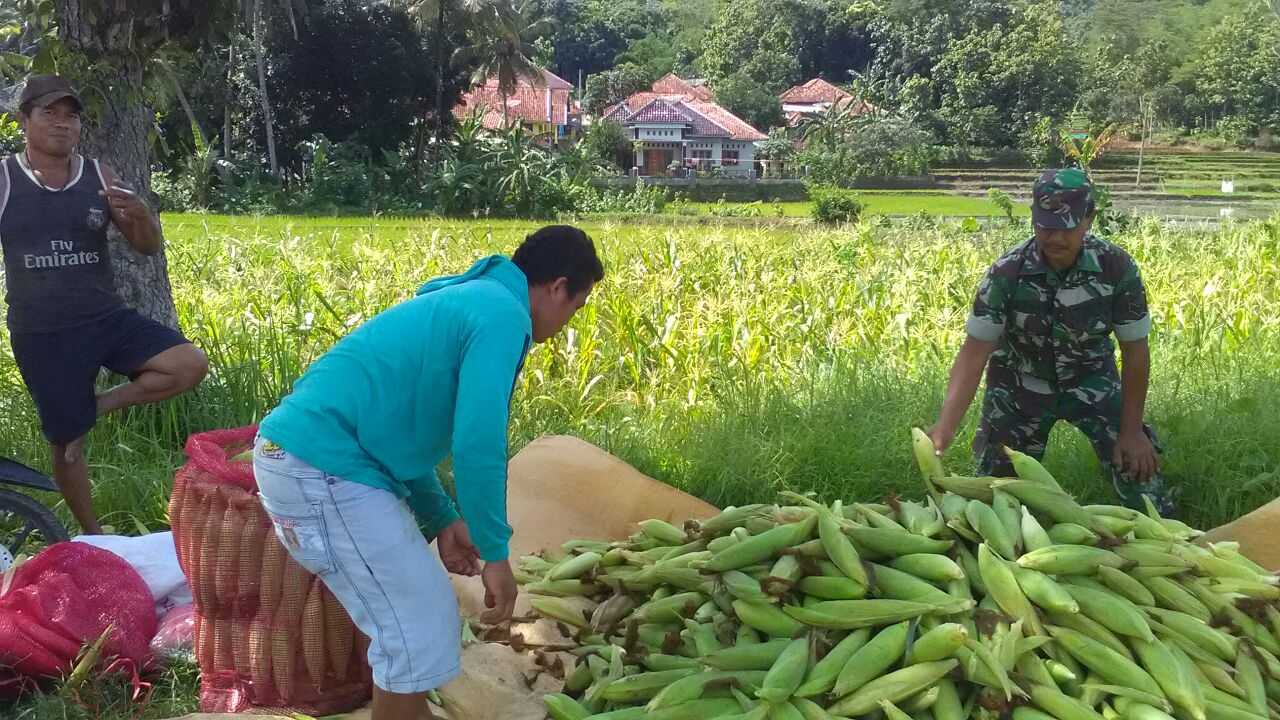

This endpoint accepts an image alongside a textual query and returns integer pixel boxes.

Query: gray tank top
[0,154,124,332]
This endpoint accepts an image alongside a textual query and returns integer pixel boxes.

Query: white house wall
[688,138,755,176]
[635,125,686,141]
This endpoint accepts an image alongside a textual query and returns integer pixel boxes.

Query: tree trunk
[224,44,236,159]
[432,0,448,168]
[54,0,179,329]
[253,0,280,178]
[1135,97,1148,188]
[165,64,203,145]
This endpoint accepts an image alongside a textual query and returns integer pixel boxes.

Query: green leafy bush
[810,186,863,224]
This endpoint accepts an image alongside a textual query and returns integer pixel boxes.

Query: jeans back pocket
[261,497,337,577]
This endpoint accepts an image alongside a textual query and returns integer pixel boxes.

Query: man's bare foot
[63,434,87,464]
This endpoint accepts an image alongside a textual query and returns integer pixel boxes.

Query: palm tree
[241,0,308,179]
[454,0,554,130]
[399,0,490,166]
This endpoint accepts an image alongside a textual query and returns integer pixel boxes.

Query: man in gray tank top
[1,74,208,534]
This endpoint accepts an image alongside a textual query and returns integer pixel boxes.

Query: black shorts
[10,309,191,445]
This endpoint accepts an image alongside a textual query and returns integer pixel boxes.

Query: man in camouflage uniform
[927,168,1176,515]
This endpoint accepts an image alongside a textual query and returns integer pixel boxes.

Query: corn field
[0,214,1277,537]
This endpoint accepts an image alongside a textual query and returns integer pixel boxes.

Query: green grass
[4,660,200,720]
[669,192,1032,219]
[3,212,1280,717]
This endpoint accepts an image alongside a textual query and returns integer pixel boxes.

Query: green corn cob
[832,621,911,697]
[756,636,811,703]
[1063,584,1155,642]
[703,639,795,670]
[979,543,1043,634]
[828,660,959,717]
[1047,523,1101,546]
[794,628,871,698]
[909,622,969,663]
[1015,566,1080,614]
[967,500,1018,560]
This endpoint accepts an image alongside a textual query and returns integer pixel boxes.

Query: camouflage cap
[1031,168,1095,230]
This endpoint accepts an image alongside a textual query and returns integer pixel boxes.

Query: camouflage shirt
[965,234,1152,388]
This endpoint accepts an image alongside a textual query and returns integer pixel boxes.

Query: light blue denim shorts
[251,435,461,694]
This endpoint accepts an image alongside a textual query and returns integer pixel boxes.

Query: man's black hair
[512,225,604,295]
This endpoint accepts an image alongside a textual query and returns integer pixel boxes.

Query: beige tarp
[1197,497,1280,571]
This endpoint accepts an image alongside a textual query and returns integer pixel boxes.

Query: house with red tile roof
[602,74,767,176]
[454,67,580,143]
[779,78,875,127]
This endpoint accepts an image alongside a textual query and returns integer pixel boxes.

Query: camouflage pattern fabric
[1032,168,1096,230]
[973,364,1176,516]
[966,234,1152,383]
[966,234,1175,515]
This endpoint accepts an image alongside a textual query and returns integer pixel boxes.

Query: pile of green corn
[522,429,1280,720]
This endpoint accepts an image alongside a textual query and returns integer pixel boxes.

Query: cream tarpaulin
[1198,496,1280,571]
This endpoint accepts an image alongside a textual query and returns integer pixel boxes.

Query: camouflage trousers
[973,364,1177,516]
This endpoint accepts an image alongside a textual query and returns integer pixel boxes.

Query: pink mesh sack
[0,542,156,697]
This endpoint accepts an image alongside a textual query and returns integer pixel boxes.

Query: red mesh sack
[170,425,372,715]
[0,542,157,697]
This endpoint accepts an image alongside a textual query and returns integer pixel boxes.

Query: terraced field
[935,149,1280,220]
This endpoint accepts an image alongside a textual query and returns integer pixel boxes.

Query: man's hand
[481,560,518,625]
[927,423,958,457]
[100,184,150,230]
[436,519,481,576]
[1113,430,1158,483]
[97,165,162,255]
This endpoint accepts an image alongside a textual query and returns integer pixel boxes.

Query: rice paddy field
[0,213,1276,540]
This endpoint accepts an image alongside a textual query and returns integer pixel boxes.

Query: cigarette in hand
[111,184,137,196]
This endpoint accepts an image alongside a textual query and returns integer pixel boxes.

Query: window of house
[723,150,739,166]
[691,149,712,169]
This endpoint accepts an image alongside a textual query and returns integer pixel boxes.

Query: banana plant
[1059,123,1123,176]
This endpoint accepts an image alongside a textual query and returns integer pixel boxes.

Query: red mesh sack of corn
[0,542,156,698]
[169,425,372,714]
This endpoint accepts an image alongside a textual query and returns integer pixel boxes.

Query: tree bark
[164,63,203,145]
[54,0,179,329]
[253,0,280,178]
[432,0,447,168]
[224,44,236,158]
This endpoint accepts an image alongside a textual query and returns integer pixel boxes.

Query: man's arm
[405,470,461,540]
[1115,339,1158,480]
[100,163,162,256]
[1111,253,1157,481]
[451,317,527,623]
[929,336,997,454]
[451,323,523,563]
[929,268,1007,453]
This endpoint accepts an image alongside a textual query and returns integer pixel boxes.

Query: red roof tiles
[780,78,853,105]
[602,76,766,142]
[652,73,714,101]
[455,67,577,129]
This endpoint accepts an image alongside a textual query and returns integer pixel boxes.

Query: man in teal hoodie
[252,225,604,720]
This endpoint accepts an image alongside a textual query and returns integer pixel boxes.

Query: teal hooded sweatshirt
[259,256,532,562]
